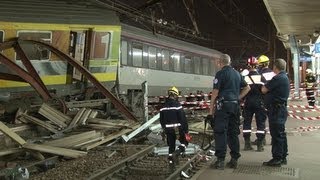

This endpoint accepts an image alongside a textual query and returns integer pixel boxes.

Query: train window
[194,56,201,74]
[162,50,170,71]
[142,45,148,68]
[210,59,217,75]
[148,46,157,69]
[202,58,209,75]
[121,40,128,65]
[16,31,52,60]
[184,56,192,73]
[132,42,143,67]
[92,32,110,59]
[171,52,181,72]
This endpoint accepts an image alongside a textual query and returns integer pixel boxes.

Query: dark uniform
[160,98,188,166]
[264,70,289,164]
[213,65,247,161]
[305,74,316,107]
[242,70,267,151]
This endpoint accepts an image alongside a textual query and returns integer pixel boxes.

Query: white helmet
[306,69,313,74]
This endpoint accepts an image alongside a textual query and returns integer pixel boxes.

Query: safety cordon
[288,113,320,120]
[288,109,318,113]
[287,105,320,109]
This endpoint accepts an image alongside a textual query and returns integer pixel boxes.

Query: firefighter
[160,86,189,170]
[305,69,316,107]
[250,55,275,146]
[261,58,289,167]
[207,54,250,170]
[242,57,267,152]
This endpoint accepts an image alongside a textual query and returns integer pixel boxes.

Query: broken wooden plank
[82,125,139,151]
[65,99,109,108]
[39,108,68,128]
[20,114,59,134]
[0,121,26,145]
[88,110,98,119]
[0,125,30,136]
[0,148,23,157]
[44,131,97,147]
[22,143,87,158]
[87,118,132,128]
[67,107,86,129]
[78,109,92,125]
[87,123,120,130]
[41,103,72,122]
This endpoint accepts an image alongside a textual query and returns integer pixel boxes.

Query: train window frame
[202,57,210,75]
[131,41,143,67]
[161,49,170,71]
[121,40,128,65]
[171,52,181,72]
[16,30,52,61]
[91,31,111,60]
[194,56,201,74]
[148,46,157,69]
[0,30,3,53]
[184,55,193,74]
[142,44,149,68]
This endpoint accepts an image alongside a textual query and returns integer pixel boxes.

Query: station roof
[263,0,320,47]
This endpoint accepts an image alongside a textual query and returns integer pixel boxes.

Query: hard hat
[247,56,258,65]
[306,69,312,74]
[168,86,179,96]
[257,55,269,64]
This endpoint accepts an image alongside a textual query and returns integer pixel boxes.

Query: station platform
[192,97,320,180]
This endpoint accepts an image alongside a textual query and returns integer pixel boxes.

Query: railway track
[88,144,211,180]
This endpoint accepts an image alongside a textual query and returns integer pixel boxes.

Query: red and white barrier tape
[287,105,320,109]
[288,113,320,120]
[288,109,317,113]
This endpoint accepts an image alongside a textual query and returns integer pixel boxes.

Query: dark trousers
[268,106,288,160]
[306,88,315,106]
[243,99,267,140]
[213,102,241,160]
[166,127,188,154]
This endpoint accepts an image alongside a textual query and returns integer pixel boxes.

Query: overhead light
[313,30,319,37]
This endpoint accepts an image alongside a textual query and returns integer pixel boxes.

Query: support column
[289,35,300,98]
[142,81,148,122]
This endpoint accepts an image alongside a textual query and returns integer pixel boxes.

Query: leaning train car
[119,24,222,97]
[0,0,120,112]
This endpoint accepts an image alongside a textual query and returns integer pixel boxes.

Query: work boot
[226,158,238,169]
[262,158,282,167]
[210,158,224,170]
[168,156,176,172]
[172,152,179,165]
[252,138,266,145]
[257,140,264,152]
[244,137,253,151]
[281,158,287,165]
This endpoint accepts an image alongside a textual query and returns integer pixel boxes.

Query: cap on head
[257,55,269,64]
[168,86,179,96]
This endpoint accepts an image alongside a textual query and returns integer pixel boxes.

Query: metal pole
[289,35,300,98]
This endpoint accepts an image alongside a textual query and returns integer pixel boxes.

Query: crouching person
[160,86,189,170]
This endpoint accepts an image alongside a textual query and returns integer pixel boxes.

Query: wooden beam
[20,114,59,133]
[0,125,30,136]
[44,131,97,147]
[82,125,139,151]
[67,107,86,129]
[0,121,26,145]
[22,143,87,158]
[0,148,23,157]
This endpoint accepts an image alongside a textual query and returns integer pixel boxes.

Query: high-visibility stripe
[256,130,265,134]
[242,130,251,133]
[262,72,275,81]
[165,123,181,128]
[160,106,183,111]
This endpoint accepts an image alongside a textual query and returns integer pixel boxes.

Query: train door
[69,31,86,81]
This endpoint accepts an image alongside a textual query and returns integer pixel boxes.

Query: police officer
[207,54,250,170]
[160,86,189,170]
[242,57,267,152]
[261,58,289,167]
[305,69,316,107]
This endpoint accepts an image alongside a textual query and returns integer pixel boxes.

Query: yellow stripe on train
[0,73,116,88]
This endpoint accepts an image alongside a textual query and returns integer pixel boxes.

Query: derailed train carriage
[0,0,221,117]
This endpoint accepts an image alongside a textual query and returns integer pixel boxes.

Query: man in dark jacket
[160,86,188,170]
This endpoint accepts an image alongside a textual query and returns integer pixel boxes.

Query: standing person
[242,57,267,152]
[251,55,275,146]
[207,54,250,170]
[305,69,316,107]
[160,86,189,170]
[261,58,290,167]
